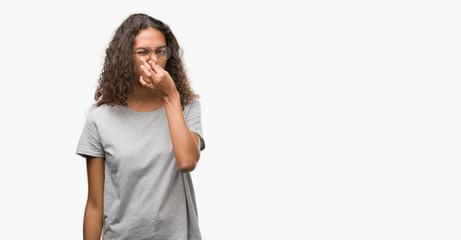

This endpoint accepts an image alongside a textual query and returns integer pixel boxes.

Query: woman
[76,13,205,239]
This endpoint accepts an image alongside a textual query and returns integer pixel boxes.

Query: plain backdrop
[0,0,460,239]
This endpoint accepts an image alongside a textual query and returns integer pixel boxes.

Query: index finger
[149,60,162,72]
[140,57,153,70]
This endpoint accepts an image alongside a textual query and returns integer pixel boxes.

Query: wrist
[162,91,180,106]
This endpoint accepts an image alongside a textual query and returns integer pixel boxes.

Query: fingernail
[140,57,144,61]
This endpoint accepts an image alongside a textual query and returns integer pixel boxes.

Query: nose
[147,52,159,65]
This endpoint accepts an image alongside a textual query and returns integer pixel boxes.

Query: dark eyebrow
[138,45,167,49]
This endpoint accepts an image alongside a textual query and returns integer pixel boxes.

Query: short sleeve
[75,109,105,158]
[185,99,206,151]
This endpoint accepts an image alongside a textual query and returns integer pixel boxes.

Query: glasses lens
[135,48,151,58]
[156,47,172,60]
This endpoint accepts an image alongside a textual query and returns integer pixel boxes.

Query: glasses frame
[133,46,172,61]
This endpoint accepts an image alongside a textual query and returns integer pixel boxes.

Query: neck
[127,82,163,106]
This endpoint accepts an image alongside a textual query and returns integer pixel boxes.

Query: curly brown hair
[92,13,199,110]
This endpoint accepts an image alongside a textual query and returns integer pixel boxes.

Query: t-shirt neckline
[122,105,165,115]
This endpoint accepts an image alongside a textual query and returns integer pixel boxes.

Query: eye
[136,48,151,54]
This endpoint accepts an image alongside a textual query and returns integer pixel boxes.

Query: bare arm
[83,156,105,240]
[163,93,201,173]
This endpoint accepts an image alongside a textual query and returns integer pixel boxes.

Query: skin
[83,27,201,239]
[83,156,104,240]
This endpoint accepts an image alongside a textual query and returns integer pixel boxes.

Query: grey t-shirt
[76,99,205,240]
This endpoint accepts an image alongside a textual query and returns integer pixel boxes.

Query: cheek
[133,61,142,75]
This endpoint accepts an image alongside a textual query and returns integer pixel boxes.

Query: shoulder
[186,98,201,109]
[84,104,113,123]
[88,104,108,116]
[183,98,201,114]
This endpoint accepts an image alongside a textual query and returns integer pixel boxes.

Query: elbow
[178,159,198,173]
[86,196,103,211]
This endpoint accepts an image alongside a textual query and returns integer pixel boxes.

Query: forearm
[83,204,103,240]
[163,93,200,172]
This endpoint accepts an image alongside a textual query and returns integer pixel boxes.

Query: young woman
[76,13,205,239]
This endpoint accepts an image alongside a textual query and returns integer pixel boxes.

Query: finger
[149,61,167,81]
[149,60,162,73]
[140,64,154,78]
[139,76,153,88]
[140,57,157,75]
[139,76,151,86]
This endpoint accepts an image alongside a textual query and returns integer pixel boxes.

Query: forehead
[133,27,166,48]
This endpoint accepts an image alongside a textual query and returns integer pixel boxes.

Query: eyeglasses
[133,46,172,61]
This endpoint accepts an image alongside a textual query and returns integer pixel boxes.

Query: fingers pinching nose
[140,57,150,64]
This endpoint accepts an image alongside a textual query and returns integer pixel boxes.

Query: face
[132,27,168,77]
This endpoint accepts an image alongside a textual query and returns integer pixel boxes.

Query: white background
[0,0,460,239]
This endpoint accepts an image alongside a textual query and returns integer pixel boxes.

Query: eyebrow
[136,45,167,49]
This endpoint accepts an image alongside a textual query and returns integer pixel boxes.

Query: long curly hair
[93,13,199,110]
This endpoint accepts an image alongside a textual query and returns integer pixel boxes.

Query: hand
[138,57,178,100]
